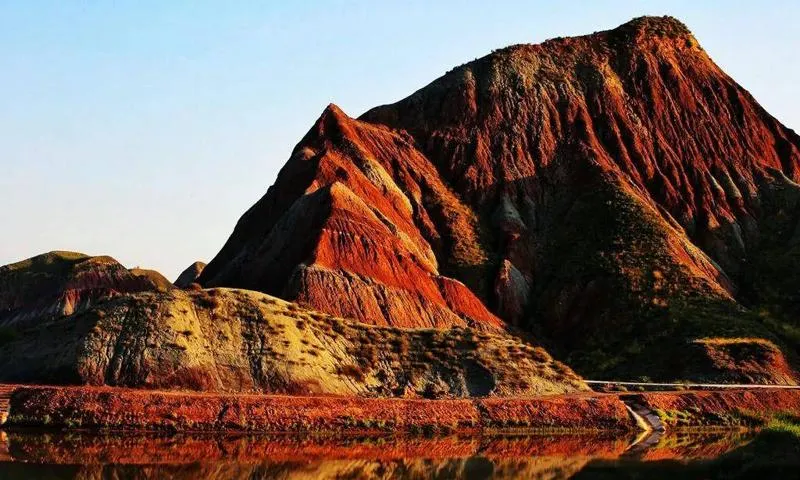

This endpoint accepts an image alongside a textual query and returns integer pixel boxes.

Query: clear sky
[2,1,798,280]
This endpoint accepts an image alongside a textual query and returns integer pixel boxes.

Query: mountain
[200,16,800,383]
[0,253,584,396]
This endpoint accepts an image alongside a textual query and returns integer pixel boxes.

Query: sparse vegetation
[194,291,220,309]
[1,281,584,397]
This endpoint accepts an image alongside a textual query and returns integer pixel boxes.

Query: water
[0,428,797,479]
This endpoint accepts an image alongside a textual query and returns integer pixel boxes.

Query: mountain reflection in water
[1,429,796,479]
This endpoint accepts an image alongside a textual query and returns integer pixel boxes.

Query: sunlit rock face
[199,103,503,330]
[0,281,586,396]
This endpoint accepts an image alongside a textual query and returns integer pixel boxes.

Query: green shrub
[0,326,18,345]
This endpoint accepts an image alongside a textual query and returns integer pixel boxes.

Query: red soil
[5,385,629,433]
[6,385,799,435]
[479,394,630,431]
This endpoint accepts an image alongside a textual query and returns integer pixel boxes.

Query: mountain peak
[614,15,692,37]
[602,15,697,49]
[317,103,351,126]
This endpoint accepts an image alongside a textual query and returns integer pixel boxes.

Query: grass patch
[767,413,800,437]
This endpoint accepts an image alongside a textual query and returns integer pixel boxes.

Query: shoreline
[2,384,799,435]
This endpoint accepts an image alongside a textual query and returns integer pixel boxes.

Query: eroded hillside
[0,274,584,397]
[199,17,800,383]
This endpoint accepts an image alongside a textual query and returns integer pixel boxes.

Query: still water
[0,428,798,479]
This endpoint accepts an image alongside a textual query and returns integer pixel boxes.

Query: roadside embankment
[2,385,798,434]
[3,386,629,433]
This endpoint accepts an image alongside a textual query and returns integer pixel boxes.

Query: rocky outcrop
[200,16,800,382]
[0,287,585,397]
[494,259,530,325]
[198,104,502,330]
[0,252,166,329]
[174,261,206,288]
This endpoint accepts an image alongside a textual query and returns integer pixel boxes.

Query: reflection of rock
[6,458,589,480]
[0,432,609,479]
[638,431,755,461]
[0,383,12,426]
[3,431,625,464]
[0,430,757,480]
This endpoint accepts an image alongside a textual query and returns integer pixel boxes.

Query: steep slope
[0,251,168,329]
[199,104,502,330]
[201,16,800,383]
[0,287,585,397]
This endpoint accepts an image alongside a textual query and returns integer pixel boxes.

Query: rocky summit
[199,16,800,384]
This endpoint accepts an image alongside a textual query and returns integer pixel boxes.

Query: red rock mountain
[199,104,503,330]
[200,17,800,382]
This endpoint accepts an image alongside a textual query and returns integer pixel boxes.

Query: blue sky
[2,1,799,280]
